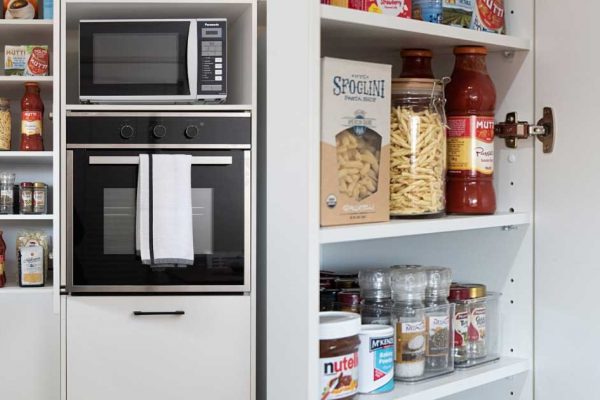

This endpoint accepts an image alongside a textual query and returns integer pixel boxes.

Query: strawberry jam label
[447,116,494,175]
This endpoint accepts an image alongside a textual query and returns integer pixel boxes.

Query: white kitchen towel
[147,154,194,266]
[136,154,151,262]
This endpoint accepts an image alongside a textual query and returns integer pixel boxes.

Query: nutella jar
[320,312,361,400]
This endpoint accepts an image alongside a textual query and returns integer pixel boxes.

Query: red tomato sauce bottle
[445,46,496,214]
[20,82,44,151]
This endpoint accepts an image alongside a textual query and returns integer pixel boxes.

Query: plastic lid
[320,312,361,340]
[33,182,46,188]
[358,269,391,299]
[448,286,470,301]
[425,267,453,294]
[392,78,444,95]
[456,283,487,298]
[390,267,427,300]
[401,49,433,58]
[359,324,394,337]
[454,46,488,55]
[20,182,33,187]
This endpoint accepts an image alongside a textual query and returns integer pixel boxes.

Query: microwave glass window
[93,33,180,85]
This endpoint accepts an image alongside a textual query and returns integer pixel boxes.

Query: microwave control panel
[198,19,227,103]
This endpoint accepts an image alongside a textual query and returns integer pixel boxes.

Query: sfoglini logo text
[332,75,386,99]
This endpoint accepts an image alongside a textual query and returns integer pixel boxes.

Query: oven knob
[153,125,167,139]
[185,125,199,139]
[120,124,135,139]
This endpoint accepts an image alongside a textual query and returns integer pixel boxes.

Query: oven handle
[88,156,233,165]
[65,151,74,291]
[133,311,185,316]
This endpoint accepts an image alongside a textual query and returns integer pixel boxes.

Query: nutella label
[320,352,359,399]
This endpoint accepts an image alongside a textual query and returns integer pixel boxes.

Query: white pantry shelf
[0,76,54,91]
[0,19,54,36]
[1,281,53,294]
[0,151,54,165]
[321,5,531,54]
[0,214,53,221]
[320,212,531,244]
[358,358,530,400]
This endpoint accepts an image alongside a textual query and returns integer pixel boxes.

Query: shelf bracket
[495,107,555,153]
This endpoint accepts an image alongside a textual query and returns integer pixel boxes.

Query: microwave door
[79,20,197,103]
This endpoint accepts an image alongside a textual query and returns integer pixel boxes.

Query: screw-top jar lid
[20,182,33,188]
[338,291,361,305]
[390,267,427,300]
[425,267,453,293]
[359,269,391,299]
[392,78,444,96]
[0,172,15,185]
[401,48,433,58]
[320,311,361,340]
[448,286,470,301]
[454,46,488,55]
[456,283,487,298]
[33,182,46,188]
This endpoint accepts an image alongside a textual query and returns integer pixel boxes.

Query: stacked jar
[424,267,453,372]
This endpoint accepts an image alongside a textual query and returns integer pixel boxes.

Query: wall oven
[79,19,227,103]
[64,111,251,293]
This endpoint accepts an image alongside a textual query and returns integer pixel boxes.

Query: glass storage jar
[399,49,434,79]
[32,182,47,214]
[20,182,33,214]
[424,267,453,372]
[359,269,393,325]
[0,172,15,214]
[390,78,447,218]
[0,98,11,151]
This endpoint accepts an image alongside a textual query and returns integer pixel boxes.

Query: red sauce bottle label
[21,111,42,136]
[0,254,5,275]
[447,116,494,175]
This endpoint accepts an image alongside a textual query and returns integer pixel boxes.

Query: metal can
[358,325,395,394]
[413,0,443,23]
[20,182,33,214]
[32,182,47,214]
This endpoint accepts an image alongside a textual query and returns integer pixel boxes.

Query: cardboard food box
[321,57,391,226]
[471,0,505,34]
[442,0,473,27]
[4,45,49,76]
[3,0,38,19]
[350,0,412,18]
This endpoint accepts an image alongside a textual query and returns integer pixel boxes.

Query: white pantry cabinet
[263,0,591,399]
[66,296,252,400]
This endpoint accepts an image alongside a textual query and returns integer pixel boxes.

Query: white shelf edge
[358,358,531,400]
[0,214,54,220]
[0,151,53,157]
[1,281,53,294]
[65,103,253,111]
[320,212,532,244]
[321,5,531,52]
[0,19,54,25]
[0,76,54,82]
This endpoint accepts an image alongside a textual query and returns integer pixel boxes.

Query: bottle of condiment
[448,285,470,365]
[359,269,393,325]
[424,267,452,371]
[0,231,5,288]
[319,312,361,400]
[399,49,434,79]
[20,82,44,151]
[445,46,496,214]
[0,98,11,151]
[32,182,47,214]
[0,172,15,214]
[391,267,427,380]
[19,182,33,214]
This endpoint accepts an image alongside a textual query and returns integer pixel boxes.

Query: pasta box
[321,57,392,226]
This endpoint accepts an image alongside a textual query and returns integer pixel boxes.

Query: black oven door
[79,20,196,102]
[67,149,250,293]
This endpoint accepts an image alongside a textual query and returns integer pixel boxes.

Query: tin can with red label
[25,46,49,76]
[471,0,505,34]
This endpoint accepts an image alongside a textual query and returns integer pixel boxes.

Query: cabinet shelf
[320,212,531,244]
[0,19,53,36]
[1,281,53,294]
[0,151,54,165]
[321,5,531,54]
[358,358,530,400]
[0,214,53,221]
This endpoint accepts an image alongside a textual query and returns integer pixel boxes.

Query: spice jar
[399,49,434,79]
[338,291,361,314]
[462,283,487,359]
[0,172,15,214]
[359,269,393,325]
[320,312,361,400]
[424,267,452,371]
[390,79,447,217]
[0,98,11,151]
[32,182,47,214]
[391,266,427,380]
[448,286,470,364]
[20,182,33,214]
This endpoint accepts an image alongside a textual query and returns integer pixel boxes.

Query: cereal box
[321,57,391,226]
[471,0,505,34]
[442,0,473,28]
[4,45,49,76]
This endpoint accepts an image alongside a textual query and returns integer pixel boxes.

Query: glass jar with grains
[0,98,11,151]
[390,78,447,218]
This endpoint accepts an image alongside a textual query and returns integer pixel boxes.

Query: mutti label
[447,116,495,175]
[472,0,505,33]
[320,352,359,399]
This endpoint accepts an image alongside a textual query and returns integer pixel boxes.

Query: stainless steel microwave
[79,19,227,104]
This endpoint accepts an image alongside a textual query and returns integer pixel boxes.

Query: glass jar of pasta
[390,78,447,217]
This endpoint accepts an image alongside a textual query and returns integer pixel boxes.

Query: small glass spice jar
[424,267,453,372]
[0,172,15,214]
[0,98,11,151]
[20,182,33,214]
[448,285,470,365]
[359,269,393,325]
[32,182,47,214]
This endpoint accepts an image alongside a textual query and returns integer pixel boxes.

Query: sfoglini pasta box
[321,57,391,226]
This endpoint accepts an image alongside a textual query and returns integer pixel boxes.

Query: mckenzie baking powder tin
[358,325,395,394]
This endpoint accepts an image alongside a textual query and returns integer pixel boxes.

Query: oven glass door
[68,149,249,292]
[80,21,193,98]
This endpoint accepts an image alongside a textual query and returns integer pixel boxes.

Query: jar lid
[456,283,487,298]
[358,269,391,299]
[320,312,361,340]
[454,46,488,55]
[0,98,9,107]
[448,286,470,301]
[392,78,444,95]
[390,267,427,300]
[401,48,433,58]
[33,182,46,188]
[0,172,15,184]
[335,277,358,289]
[338,291,361,305]
[425,267,453,291]
[359,324,394,337]
[20,182,33,187]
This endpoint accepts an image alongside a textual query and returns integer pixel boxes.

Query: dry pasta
[336,130,381,201]
[390,107,446,216]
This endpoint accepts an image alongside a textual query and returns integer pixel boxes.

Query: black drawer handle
[133,311,185,316]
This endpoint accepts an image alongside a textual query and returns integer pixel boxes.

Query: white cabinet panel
[0,292,59,400]
[67,295,251,400]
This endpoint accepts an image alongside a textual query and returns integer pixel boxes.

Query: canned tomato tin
[358,325,395,394]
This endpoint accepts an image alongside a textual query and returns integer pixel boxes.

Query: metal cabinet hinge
[495,107,555,153]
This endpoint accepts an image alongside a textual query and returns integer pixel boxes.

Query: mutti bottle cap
[390,267,427,301]
[424,267,453,298]
[358,269,391,300]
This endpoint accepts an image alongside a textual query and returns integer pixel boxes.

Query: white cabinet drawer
[66,295,251,400]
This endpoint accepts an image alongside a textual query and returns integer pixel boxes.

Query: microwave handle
[188,20,198,98]
[88,156,233,165]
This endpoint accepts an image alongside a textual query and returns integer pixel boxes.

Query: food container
[424,267,453,373]
[412,0,442,23]
[19,181,33,214]
[471,0,505,34]
[338,291,361,313]
[399,49,434,79]
[359,269,393,325]
[358,325,395,394]
[320,312,361,399]
[390,78,447,217]
[0,172,15,214]
[32,182,46,213]
[0,98,11,150]
[442,0,473,28]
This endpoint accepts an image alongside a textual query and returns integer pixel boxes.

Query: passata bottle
[20,82,44,151]
[0,231,6,288]
[445,46,496,214]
